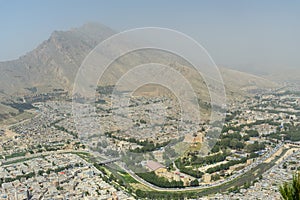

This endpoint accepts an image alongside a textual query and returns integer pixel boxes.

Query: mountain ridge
[0,23,279,100]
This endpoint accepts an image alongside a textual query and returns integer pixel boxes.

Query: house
[203,173,211,183]
[146,160,167,176]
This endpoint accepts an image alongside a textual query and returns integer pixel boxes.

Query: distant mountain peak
[77,22,115,31]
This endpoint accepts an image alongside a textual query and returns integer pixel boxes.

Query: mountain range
[0,23,280,117]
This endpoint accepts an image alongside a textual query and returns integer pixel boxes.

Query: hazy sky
[1,0,299,73]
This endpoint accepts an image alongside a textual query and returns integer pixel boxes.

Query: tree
[279,172,300,200]
[137,172,184,188]
[212,174,221,181]
[211,145,220,153]
[243,135,250,141]
[246,141,265,153]
[246,130,259,137]
[190,179,199,186]
[229,138,244,150]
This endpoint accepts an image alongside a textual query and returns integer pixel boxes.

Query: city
[1,1,300,199]
[0,87,299,199]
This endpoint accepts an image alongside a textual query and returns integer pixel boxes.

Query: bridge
[98,157,121,165]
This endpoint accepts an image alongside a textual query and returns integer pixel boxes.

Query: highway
[111,142,286,192]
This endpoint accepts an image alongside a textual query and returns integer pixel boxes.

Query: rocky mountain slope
[0,23,115,97]
[0,23,279,108]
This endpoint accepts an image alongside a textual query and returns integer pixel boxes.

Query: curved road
[115,142,285,192]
